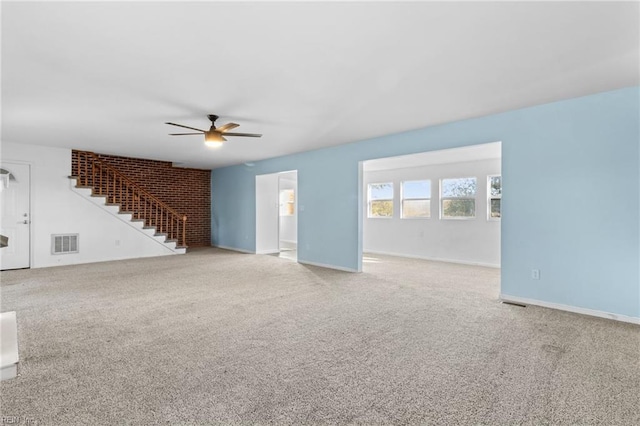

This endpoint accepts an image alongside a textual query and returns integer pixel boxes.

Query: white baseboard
[500,294,640,325]
[364,250,500,269]
[298,259,360,273]
[256,249,280,255]
[213,245,255,254]
[279,240,297,245]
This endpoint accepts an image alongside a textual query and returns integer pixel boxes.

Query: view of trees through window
[489,176,502,218]
[441,177,477,218]
[368,183,393,217]
[367,175,499,221]
[401,180,431,218]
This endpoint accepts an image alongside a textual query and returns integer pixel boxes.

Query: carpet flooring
[1,248,638,425]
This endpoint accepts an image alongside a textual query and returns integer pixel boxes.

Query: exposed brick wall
[72,150,211,247]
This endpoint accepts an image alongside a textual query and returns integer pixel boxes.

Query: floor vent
[52,234,79,254]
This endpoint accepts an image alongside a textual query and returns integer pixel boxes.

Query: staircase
[71,151,187,253]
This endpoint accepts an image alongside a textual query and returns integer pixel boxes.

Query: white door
[278,171,298,250]
[0,163,30,270]
[255,173,280,254]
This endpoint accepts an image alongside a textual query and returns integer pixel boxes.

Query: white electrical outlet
[531,269,540,280]
[115,240,120,246]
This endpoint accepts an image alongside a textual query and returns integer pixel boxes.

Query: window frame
[367,182,394,219]
[487,175,502,221]
[439,176,477,220]
[400,179,431,219]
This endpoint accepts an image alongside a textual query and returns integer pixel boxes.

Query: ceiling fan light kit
[204,131,226,148]
[166,114,262,148]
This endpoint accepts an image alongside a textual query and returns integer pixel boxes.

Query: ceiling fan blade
[169,133,203,135]
[216,123,240,133]
[165,122,206,132]
[223,132,262,138]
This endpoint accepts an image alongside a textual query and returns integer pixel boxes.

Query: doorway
[255,170,298,261]
[0,162,31,270]
[360,142,502,268]
[277,171,297,261]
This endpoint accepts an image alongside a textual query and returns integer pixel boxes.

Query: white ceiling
[363,141,501,172]
[2,1,638,170]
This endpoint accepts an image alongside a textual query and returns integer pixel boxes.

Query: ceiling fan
[165,115,262,147]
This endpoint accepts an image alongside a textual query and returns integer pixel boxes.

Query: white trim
[439,176,477,220]
[364,249,500,269]
[400,179,432,219]
[487,174,502,221]
[69,180,181,254]
[298,259,360,273]
[213,245,255,254]
[256,249,280,255]
[500,294,640,325]
[1,160,32,269]
[367,182,394,219]
[279,239,297,245]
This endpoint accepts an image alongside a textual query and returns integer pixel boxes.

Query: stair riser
[69,178,185,254]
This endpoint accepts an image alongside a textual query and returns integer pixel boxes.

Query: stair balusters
[73,151,187,248]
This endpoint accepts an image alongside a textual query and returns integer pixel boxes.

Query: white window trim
[439,177,477,220]
[367,182,394,219]
[487,175,501,221]
[401,180,431,219]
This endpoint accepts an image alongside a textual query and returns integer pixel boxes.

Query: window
[368,183,393,218]
[440,177,476,219]
[488,175,501,219]
[401,180,431,218]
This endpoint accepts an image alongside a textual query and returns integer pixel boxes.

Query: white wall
[1,142,180,268]
[364,158,501,267]
[278,175,297,244]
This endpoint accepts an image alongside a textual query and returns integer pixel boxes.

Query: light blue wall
[212,87,640,318]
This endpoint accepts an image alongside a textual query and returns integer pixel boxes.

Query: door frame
[255,169,298,256]
[277,170,298,251]
[1,160,32,269]
[255,172,281,254]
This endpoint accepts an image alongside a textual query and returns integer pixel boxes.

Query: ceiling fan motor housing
[205,130,226,142]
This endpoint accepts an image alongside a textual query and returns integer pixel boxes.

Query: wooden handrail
[83,152,183,217]
[73,150,188,247]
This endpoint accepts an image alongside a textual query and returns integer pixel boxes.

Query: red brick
[72,151,210,246]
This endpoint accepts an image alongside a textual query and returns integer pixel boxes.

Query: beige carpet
[1,248,638,425]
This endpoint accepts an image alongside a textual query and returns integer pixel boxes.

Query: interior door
[255,173,280,254]
[0,163,31,270]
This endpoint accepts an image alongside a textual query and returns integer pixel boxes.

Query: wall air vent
[52,234,79,254]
